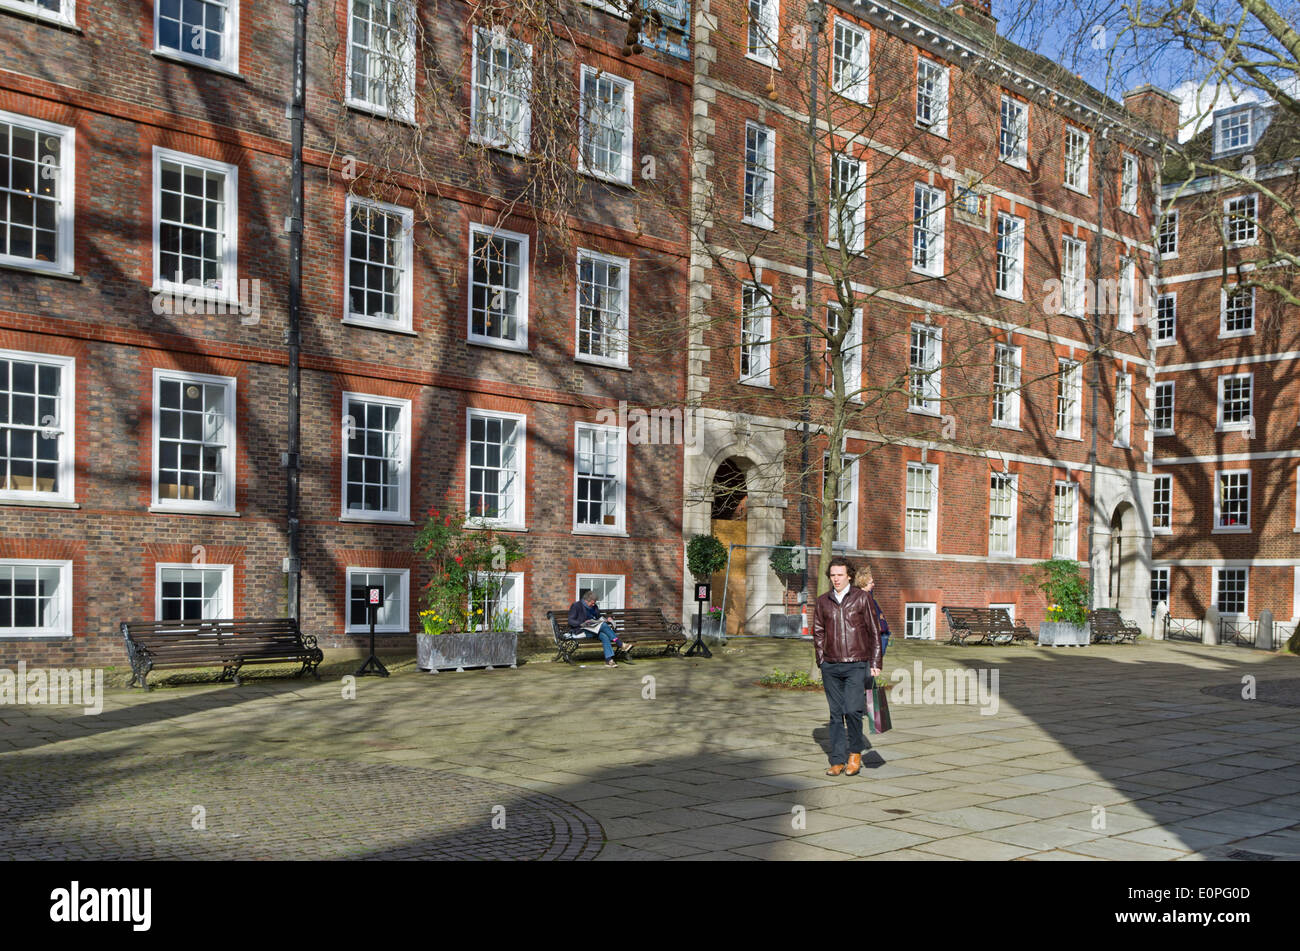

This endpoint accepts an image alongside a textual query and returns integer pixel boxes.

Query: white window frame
[152,368,237,515]
[467,223,529,351]
[1158,209,1179,258]
[747,0,779,67]
[1214,110,1252,155]
[908,322,942,415]
[1061,236,1086,317]
[829,152,866,252]
[1216,372,1253,432]
[340,392,411,522]
[470,26,533,154]
[740,282,772,387]
[1150,567,1170,611]
[830,18,870,104]
[1213,469,1251,533]
[344,0,415,121]
[345,567,410,634]
[0,348,75,504]
[998,96,1028,169]
[573,420,626,534]
[991,343,1021,429]
[1064,126,1089,194]
[1152,473,1172,534]
[465,408,526,530]
[469,570,524,632]
[0,109,75,275]
[1219,285,1255,338]
[743,122,775,229]
[989,602,1016,623]
[1154,292,1176,346]
[155,0,239,74]
[343,195,414,332]
[994,212,1024,300]
[915,57,948,136]
[1117,256,1135,332]
[1152,380,1174,436]
[1114,371,1131,448]
[1052,481,1078,560]
[575,248,630,368]
[826,304,862,400]
[155,562,233,621]
[1211,566,1248,618]
[0,558,72,637]
[152,147,238,303]
[824,449,858,549]
[988,472,1018,558]
[911,183,945,276]
[0,0,76,27]
[579,66,634,185]
[1056,358,1082,439]
[1223,193,1259,248]
[576,574,625,611]
[1120,152,1139,215]
[904,462,938,553]
[904,602,935,640]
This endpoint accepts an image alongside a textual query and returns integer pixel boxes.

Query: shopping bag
[865,677,892,734]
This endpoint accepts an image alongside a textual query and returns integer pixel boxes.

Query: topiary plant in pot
[1023,559,1092,646]
[686,534,728,582]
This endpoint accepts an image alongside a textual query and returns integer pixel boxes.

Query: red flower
[455,555,463,564]
[445,515,452,526]
[428,507,438,517]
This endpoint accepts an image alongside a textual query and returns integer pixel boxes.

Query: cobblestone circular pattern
[0,751,602,860]
[1201,678,1300,707]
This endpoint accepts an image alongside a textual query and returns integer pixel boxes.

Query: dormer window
[1215,110,1252,154]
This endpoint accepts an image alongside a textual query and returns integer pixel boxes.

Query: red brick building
[0,0,691,664]
[682,0,1165,637]
[1152,100,1300,638]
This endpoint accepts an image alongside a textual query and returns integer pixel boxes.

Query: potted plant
[1023,559,1091,646]
[413,509,524,671]
[768,538,807,636]
[686,534,728,642]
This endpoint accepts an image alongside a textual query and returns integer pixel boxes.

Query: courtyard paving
[1,636,1298,860]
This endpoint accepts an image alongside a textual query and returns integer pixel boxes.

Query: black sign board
[695,583,711,603]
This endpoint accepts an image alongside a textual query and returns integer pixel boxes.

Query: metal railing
[1219,618,1258,647]
[1163,616,1203,643]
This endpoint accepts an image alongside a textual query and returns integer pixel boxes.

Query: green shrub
[759,667,821,689]
[1022,559,1091,625]
[687,534,728,581]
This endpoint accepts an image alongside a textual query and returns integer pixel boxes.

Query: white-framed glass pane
[1152,474,1171,530]
[575,424,622,528]
[1121,153,1138,212]
[577,575,624,611]
[468,412,520,523]
[157,0,233,67]
[992,343,1020,426]
[826,305,861,395]
[0,355,64,495]
[0,114,68,269]
[347,199,409,324]
[1118,257,1135,331]
[348,0,414,116]
[469,571,523,632]
[747,0,778,64]
[469,229,525,344]
[989,473,1016,556]
[999,97,1027,165]
[905,463,936,551]
[345,396,405,515]
[912,184,944,273]
[744,123,774,227]
[995,213,1023,297]
[824,453,855,547]
[1223,287,1254,334]
[158,376,229,504]
[0,562,66,634]
[831,19,869,102]
[1158,211,1178,256]
[1052,482,1077,559]
[1155,294,1176,344]
[909,324,941,411]
[473,27,532,152]
[580,68,632,181]
[1216,111,1251,152]
[1150,567,1169,613]
[1114,372,1131,447]
[1062,238,1086,316]
[1065,127,1089,191]
[1215,568,1247,615]
[158,566,228,621]
[830,153,865,251]
[577,250,628,363]
[157,156,228,290]
[904,603,934,639]
[1153,381,1174,434]
[1216,472,1250,529]
[916,58,947,133]
[1056,359,1081,436]
[740,283,770,383]
[348,569,406,630]
[1224,194,1257,245]
[1219,375,1252,427]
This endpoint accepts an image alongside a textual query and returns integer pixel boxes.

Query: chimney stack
[1123,85,1181,142]
[948,0,997,33]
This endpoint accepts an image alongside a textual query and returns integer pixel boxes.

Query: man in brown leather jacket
[813,556,883,776]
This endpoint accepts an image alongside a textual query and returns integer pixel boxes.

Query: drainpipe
[1087,129,1108,611]
[284,0,307,620]
[800,1,824,601]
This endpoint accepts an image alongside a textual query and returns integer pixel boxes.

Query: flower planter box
[417,631,518,672]
[1038,622,1090,647]
[768,613,805,637]
[692,616,724,643]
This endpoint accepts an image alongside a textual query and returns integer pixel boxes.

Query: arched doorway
[1107,500,1145,621]
[710,459,748,636]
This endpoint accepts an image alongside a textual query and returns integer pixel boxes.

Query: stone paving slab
[1,637,1297,861]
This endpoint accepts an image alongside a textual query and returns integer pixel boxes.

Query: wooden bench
[546,608,687,664]
[121,617,324,689]
[942,607,1018,646]
[1088,608,1140,644]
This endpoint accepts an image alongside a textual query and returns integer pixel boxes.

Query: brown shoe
[825,764,845,776]
[845,753,862,776]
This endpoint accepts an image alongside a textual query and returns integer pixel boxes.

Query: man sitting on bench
[568,589,627,667]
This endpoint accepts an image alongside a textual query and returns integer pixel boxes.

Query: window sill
[745,53,780,70]
[833,89,871,107]
[1055,432,1084,442]
[1216,424,1251,434]
[346,629,410,636]
[990,421,1022,432]
[342,316,417,336]
[0,633,73,641]
[1063,183,1090,198]
[1224,240,1259,251]
[572,528,629,537]
[739,378,774,389]
[152,48,243,80]
[1159,252,1179,261]
[468,133,529,158]
[575,355,631,371]
[908,406,942,418]
[911,265,944,279]
[463,522,528,533]
[742,216,776,232]
[348,100,416,126]
[1218,329,1255,340]
[1152,338,1175,348]
[0,260,79,281]
[904,547,938,556]
[1113,441,1131,450]
[468,337,531,356]
[150,505,239,517]
[151,284,241,307]
[1120,207,1139,218]
[0,497,80,509]
[994,289,1023,302]
[1153,528,1173,536]
[579,167,635,190]
[1000,157,1028,172]
[1212,527,1252,534]
[1153,430,1174,438]
[339,514,414,525]
[0,2,80,31]
[916,122,947,139]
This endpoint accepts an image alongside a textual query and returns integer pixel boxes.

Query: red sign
[368,587,382,605]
